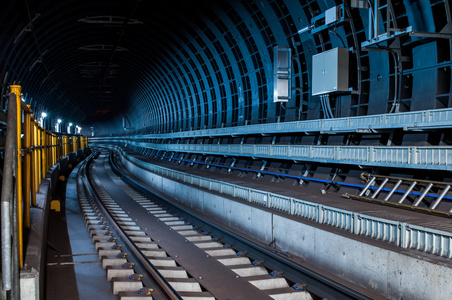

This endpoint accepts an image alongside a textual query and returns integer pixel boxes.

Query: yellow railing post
[63,136,66,156]
[38,128,42,184]
[72,136,76,152]
[46,132,49,171]
[47,133,51,170]
[51,135,53,166]
[54,135,57,164]
[35,122,39,190]
[42,130,46,178]
[57,135,61,159]
[10,85,23,268]
[31,120,37,206]
[49,134,52,167]
[50,134,52,168]
[23,109,31,229]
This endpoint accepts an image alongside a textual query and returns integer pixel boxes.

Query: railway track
[75,148,374,299]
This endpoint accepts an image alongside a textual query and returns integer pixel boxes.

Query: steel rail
[80,152,182,300]
[108,149,374,300]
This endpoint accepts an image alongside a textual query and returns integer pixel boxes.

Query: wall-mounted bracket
[78,16,142,26]
[14,13,41,44]
[29,49,48,72]
[257,160,268,178]
[190,155,197,166]
[310,4,345,35]
[361,0,452,51]
[228,158,237,173]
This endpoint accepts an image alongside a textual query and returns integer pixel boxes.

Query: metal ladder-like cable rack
[343,173,452,217]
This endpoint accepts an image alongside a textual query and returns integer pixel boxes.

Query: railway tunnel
[1,0,452,299]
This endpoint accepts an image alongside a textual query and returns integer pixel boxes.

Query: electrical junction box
[325,6,341,25]
[311,47,349,96]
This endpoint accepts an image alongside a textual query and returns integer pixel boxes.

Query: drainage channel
[86,149,317,299]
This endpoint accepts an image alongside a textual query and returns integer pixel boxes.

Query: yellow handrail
[5,84,89,268]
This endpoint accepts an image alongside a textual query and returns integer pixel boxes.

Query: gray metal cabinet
[312,47,349,96]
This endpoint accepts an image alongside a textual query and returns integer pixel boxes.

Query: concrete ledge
[119,150,452,300]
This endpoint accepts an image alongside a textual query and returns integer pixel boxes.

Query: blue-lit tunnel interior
[3,3,452,297]
[2,0,451,136]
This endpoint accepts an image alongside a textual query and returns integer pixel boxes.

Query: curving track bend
[75,148,373,300]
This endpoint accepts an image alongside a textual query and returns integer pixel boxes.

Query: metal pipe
[1,93,18,291]
[388,51,399,113]
[384,179,403,201]
[325,94,334,118]
[374,0,379,40]
[413,183,433,207]
[320,95,327,119]
[359,177,376,197]
[398,181,417,204]
[368,0,373,40]
[11,168,20,299]
[10,162,23,300]
[371,178,389,198]
[430,185,451,210]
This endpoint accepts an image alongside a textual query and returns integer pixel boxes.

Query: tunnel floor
[45,171,80,300]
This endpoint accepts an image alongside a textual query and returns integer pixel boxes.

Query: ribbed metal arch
[130,52,184,131]
[1,0,451,136]
[117,14,201,132]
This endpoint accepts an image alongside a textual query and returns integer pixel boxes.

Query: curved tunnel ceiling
[1,0,451,135]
